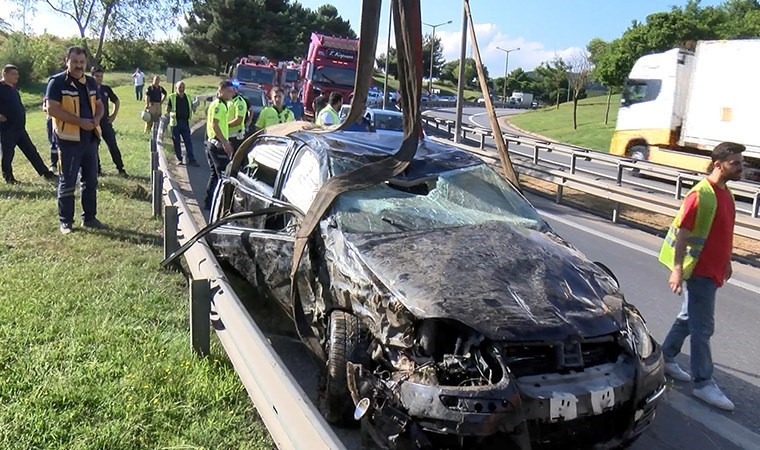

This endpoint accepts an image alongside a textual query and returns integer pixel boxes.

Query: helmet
[140,109,152,122]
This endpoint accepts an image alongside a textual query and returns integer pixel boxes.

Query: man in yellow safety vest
[658,141,745,411]
[256,87,294,130]
[203,80,235,210]
[316,91,343,126]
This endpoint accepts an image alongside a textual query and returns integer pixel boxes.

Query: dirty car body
[206,129,665,449]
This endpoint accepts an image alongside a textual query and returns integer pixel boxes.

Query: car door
[207,135,303,310]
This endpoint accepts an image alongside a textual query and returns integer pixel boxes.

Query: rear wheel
[320,310,364,425]
[627,144,649,177]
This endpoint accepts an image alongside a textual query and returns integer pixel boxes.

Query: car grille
[528,403,631,449]
[503,336,621,378]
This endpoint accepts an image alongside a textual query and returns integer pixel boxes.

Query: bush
[0,32,72,87]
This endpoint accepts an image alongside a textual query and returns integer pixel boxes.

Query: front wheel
[627,144,649,177]
[319,310,365,425]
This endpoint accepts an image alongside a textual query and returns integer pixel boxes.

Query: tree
[421,33,444,80]
[375,46,398,79]
[567,51,592,130]
[492,67,530,98]
[182,0,356,75]
[29,0,187,64]
[436,58,486,89]
[587,38,627,124]
[534,57,569,109]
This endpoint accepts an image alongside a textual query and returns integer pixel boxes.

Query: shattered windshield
[332,163,548,233]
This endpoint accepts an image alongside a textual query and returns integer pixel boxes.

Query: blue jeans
[171,121,195,162]
[662,276,718,388]
[58,133,99,224]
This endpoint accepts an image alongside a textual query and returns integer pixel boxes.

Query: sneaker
[60,222,73,235]
[82,218,108,229]
[665,362,691,382]
[177,159,185,165]
[693,384,735,411]
[118,168,128,177]
[187,159,200,167]
[49,165,58,174]
[42,171,57,180]
[4,176,20,185]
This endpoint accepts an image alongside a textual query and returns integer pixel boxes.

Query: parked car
[531,99,539,108]
[438,95,456,102]
[236,86,268,123]
[203,127,665,449]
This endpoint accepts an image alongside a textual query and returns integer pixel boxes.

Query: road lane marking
[536,208,760,296]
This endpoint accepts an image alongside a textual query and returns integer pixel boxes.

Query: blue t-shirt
[285,99,304,120]
[46,72,100,139]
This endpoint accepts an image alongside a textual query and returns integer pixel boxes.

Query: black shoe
[82,218,108,229]
[187,159,200,167]
[4,176,20,185]
[42,171,57,180]
[118,168,128,177]
[60,222,73,235]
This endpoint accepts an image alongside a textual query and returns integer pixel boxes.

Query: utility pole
[423,20,451,95]
[496,46,519,107]
[454,0,467,143]
[382,1,392,110]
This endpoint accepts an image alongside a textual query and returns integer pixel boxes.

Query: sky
[1,0,726,75]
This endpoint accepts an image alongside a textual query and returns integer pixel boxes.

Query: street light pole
[423,20,452,95]
[453,2,467,143]
[496,46,519,107]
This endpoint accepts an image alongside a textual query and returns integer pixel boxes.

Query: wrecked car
[204,129,665,449]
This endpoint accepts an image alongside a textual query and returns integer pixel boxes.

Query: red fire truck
[230,55,278,93]
[301,32,359,117]
[278,62,301,91]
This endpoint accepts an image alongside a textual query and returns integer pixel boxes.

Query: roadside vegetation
[0,75,273,449]
[508,94,621,151]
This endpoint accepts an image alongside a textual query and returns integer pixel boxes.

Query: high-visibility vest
[658,178,732,279]
[206,97,230,140]
[316,105,339,126]
[167,92,192,127]
[229,94,247,134]
[255,106,295,129]
[47,71,101,142]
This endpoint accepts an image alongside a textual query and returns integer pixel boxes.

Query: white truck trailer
[610,40,760,182]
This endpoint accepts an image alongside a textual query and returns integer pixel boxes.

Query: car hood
[344,221,624,342]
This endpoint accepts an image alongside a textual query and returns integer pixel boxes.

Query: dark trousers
[97,122,124,172]
[171,121,195,162]
[58,134,99,224]
[46,117,58,167]
[204,141,230,209]
[1,129,50,179]
[135,84,144,101]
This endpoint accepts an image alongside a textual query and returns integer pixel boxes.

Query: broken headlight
[626,310,653,359]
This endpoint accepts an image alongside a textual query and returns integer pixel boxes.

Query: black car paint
[206,130,664,449]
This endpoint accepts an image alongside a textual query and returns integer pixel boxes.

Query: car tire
[320,310,364,425]
[627,144,649,177]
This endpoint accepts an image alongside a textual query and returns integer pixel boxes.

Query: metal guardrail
[148,119,345,450]
[422,115,760,241]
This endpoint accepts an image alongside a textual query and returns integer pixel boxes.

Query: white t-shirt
[133,71,145,86]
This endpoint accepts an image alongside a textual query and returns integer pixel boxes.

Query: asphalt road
[173,123,760,450]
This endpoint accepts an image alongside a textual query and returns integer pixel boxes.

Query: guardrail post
[612,202,621,223]
[533,145,540,164]
[480,133,486,150]
[570,153,578,175]
[555,185,563,204]
[675,174,683,200]
[447,122,453,135]
[151,147,158,172]
[753,192,760,218]
[616,163,624,186]
[189,278,211,357]
[164,205,179,261]
[152,169,163,218]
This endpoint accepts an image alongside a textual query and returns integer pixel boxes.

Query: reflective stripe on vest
[167,93,192,127]
[657,179,731,279]
[51,73,101,142]
[206,98,229,140]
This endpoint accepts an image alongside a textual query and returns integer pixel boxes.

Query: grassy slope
[509,94,621,151]
[0,75,274,449]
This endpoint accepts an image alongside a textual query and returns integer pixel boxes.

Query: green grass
[0,75,273,449]
[509,94,621,151]
[372,74,484,100]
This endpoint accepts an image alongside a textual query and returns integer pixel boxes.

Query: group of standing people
[0,46,129,234]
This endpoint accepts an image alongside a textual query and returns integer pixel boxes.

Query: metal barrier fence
[148,119,345,450]
[421,115,760,241]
